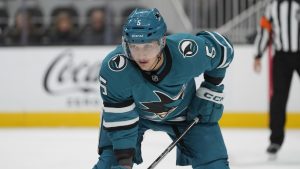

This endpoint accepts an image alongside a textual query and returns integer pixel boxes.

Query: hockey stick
[147,117,200,169]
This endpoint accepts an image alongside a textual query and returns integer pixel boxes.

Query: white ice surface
[0,128,299,169]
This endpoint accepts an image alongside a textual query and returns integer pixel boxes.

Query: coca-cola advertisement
[0,46,112,112]
[43,49,101,108]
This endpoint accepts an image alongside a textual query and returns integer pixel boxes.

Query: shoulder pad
[100,46,141,91]
[167,33,205,58]
[101,46,134,74]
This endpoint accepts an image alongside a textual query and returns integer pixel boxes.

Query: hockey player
[93,8,234,169]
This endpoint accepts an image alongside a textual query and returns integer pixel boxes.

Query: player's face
[128,41,161,71]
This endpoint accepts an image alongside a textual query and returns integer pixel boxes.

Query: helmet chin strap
[148,37,165,71]
[149,51,163,72]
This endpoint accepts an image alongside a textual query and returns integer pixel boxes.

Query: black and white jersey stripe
[103,100,136,113]
[102,117,139,131]
[102,100,138,131]
[255,0,300,57]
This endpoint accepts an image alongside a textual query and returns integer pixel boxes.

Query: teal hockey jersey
[99,31,234,150]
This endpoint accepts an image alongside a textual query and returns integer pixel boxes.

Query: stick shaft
[147,117,199,169]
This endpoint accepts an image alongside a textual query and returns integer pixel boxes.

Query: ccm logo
[204,92,224,102]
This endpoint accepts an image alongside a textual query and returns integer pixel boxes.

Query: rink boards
[0,46,299,127]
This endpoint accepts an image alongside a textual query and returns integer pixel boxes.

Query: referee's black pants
[270,51,300,145]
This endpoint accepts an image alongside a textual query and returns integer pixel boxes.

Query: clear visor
[128,41,161,60]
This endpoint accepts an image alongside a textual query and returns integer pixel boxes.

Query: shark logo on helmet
[178,39,198,57]
[155,12,161,21]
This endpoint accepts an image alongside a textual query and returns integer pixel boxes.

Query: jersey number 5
[205,46,216,58]
[99,76,107,95]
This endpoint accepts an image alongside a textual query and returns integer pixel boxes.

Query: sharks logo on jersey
[178,39,198,57]
[140,85,186,119]
[108,54,127,72]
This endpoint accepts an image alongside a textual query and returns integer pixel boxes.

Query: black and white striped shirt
[254,0,300,58]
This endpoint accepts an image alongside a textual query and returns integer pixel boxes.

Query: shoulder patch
[178,39,198,57]
[108,54,127,72]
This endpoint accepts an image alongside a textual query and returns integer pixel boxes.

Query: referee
[253,0,300,155]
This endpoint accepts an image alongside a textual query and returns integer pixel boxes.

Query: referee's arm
[254,2,273,59]
[253,3,273,73]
